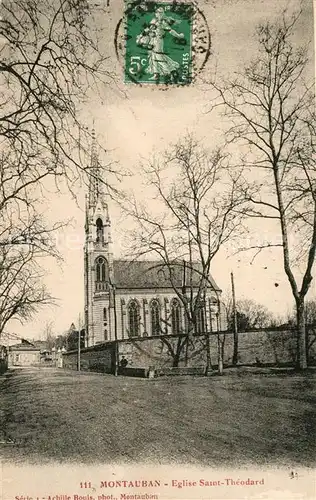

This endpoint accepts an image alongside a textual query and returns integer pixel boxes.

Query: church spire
[86,125,111,232]
[88,126,101,208]
[84,125,114,347]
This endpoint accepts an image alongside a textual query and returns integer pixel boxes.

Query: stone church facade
[84,143,223,348]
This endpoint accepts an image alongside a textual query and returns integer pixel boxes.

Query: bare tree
[42,321,56,351]
[228,299,274,331]
[211,9,315,369]
[125,134,244,374]
[0,0,115,333]
[157,336,189,370]
[0,0,114,193]
[0,149,65,337]
[305,300,316,326]
[0,216,56,336]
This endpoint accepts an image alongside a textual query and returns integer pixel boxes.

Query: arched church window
[96,218,104,243]
[95,256,108,282]
[171,298,181,334]
[150,299,161,336]
[128,300,140,337]
[103,307,107,325]
[196,303,206,334]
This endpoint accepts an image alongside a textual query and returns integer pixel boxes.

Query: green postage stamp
[125,2,193,85]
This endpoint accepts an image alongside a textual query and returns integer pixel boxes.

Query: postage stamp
[124,2,194,85]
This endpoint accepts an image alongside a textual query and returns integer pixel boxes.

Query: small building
[8,339,41,367]
[31,340,53,364]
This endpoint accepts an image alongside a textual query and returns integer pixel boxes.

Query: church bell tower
[84,129,113,347]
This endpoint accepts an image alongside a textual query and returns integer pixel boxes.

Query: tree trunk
[184,335,189,367]
[231,272,238,366]
[184,320,194,367]
[204,333,212,376]
[172,354,180,368]
[217,334,224,375]
[114,340,119,376]
[173,337,186,368]
[173,338,181,368]
[232,330,238,366]
[305,325,309,367]
[296,298,307,370]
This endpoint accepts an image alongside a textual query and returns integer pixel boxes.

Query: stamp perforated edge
[114,0,211,89]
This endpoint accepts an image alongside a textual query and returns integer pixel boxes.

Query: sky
[7,0,315,342]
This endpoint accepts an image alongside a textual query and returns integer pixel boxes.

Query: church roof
[113,260,221,291]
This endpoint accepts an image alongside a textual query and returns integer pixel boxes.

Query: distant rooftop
[113,260,221,291]
[9,339,41,351]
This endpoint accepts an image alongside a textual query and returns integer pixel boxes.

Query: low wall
[62,342,115,373]
[117,330,301,369]
[62,328,316,375]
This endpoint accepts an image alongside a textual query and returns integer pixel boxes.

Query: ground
[0,366,315,467]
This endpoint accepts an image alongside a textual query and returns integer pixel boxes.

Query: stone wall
[62,342,115,372]
[118,329,302,369]
[62,328,316,374]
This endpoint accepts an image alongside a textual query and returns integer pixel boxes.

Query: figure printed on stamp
[136,7,186,81]
[124,1,195,85]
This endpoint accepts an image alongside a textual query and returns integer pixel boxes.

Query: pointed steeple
[86,125,111,243]
[89,126,101,208]
[87,127,110,215]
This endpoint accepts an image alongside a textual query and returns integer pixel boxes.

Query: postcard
[0,0,315,499]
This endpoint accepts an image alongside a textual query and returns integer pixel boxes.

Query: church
[84,137,223,348]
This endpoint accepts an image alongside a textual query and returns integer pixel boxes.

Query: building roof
[113,260,221,291]
[8,339,41,351]
[9,343,41,352]
[31,340,49,350]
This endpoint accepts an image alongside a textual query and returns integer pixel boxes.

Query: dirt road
[1,366,315,466]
